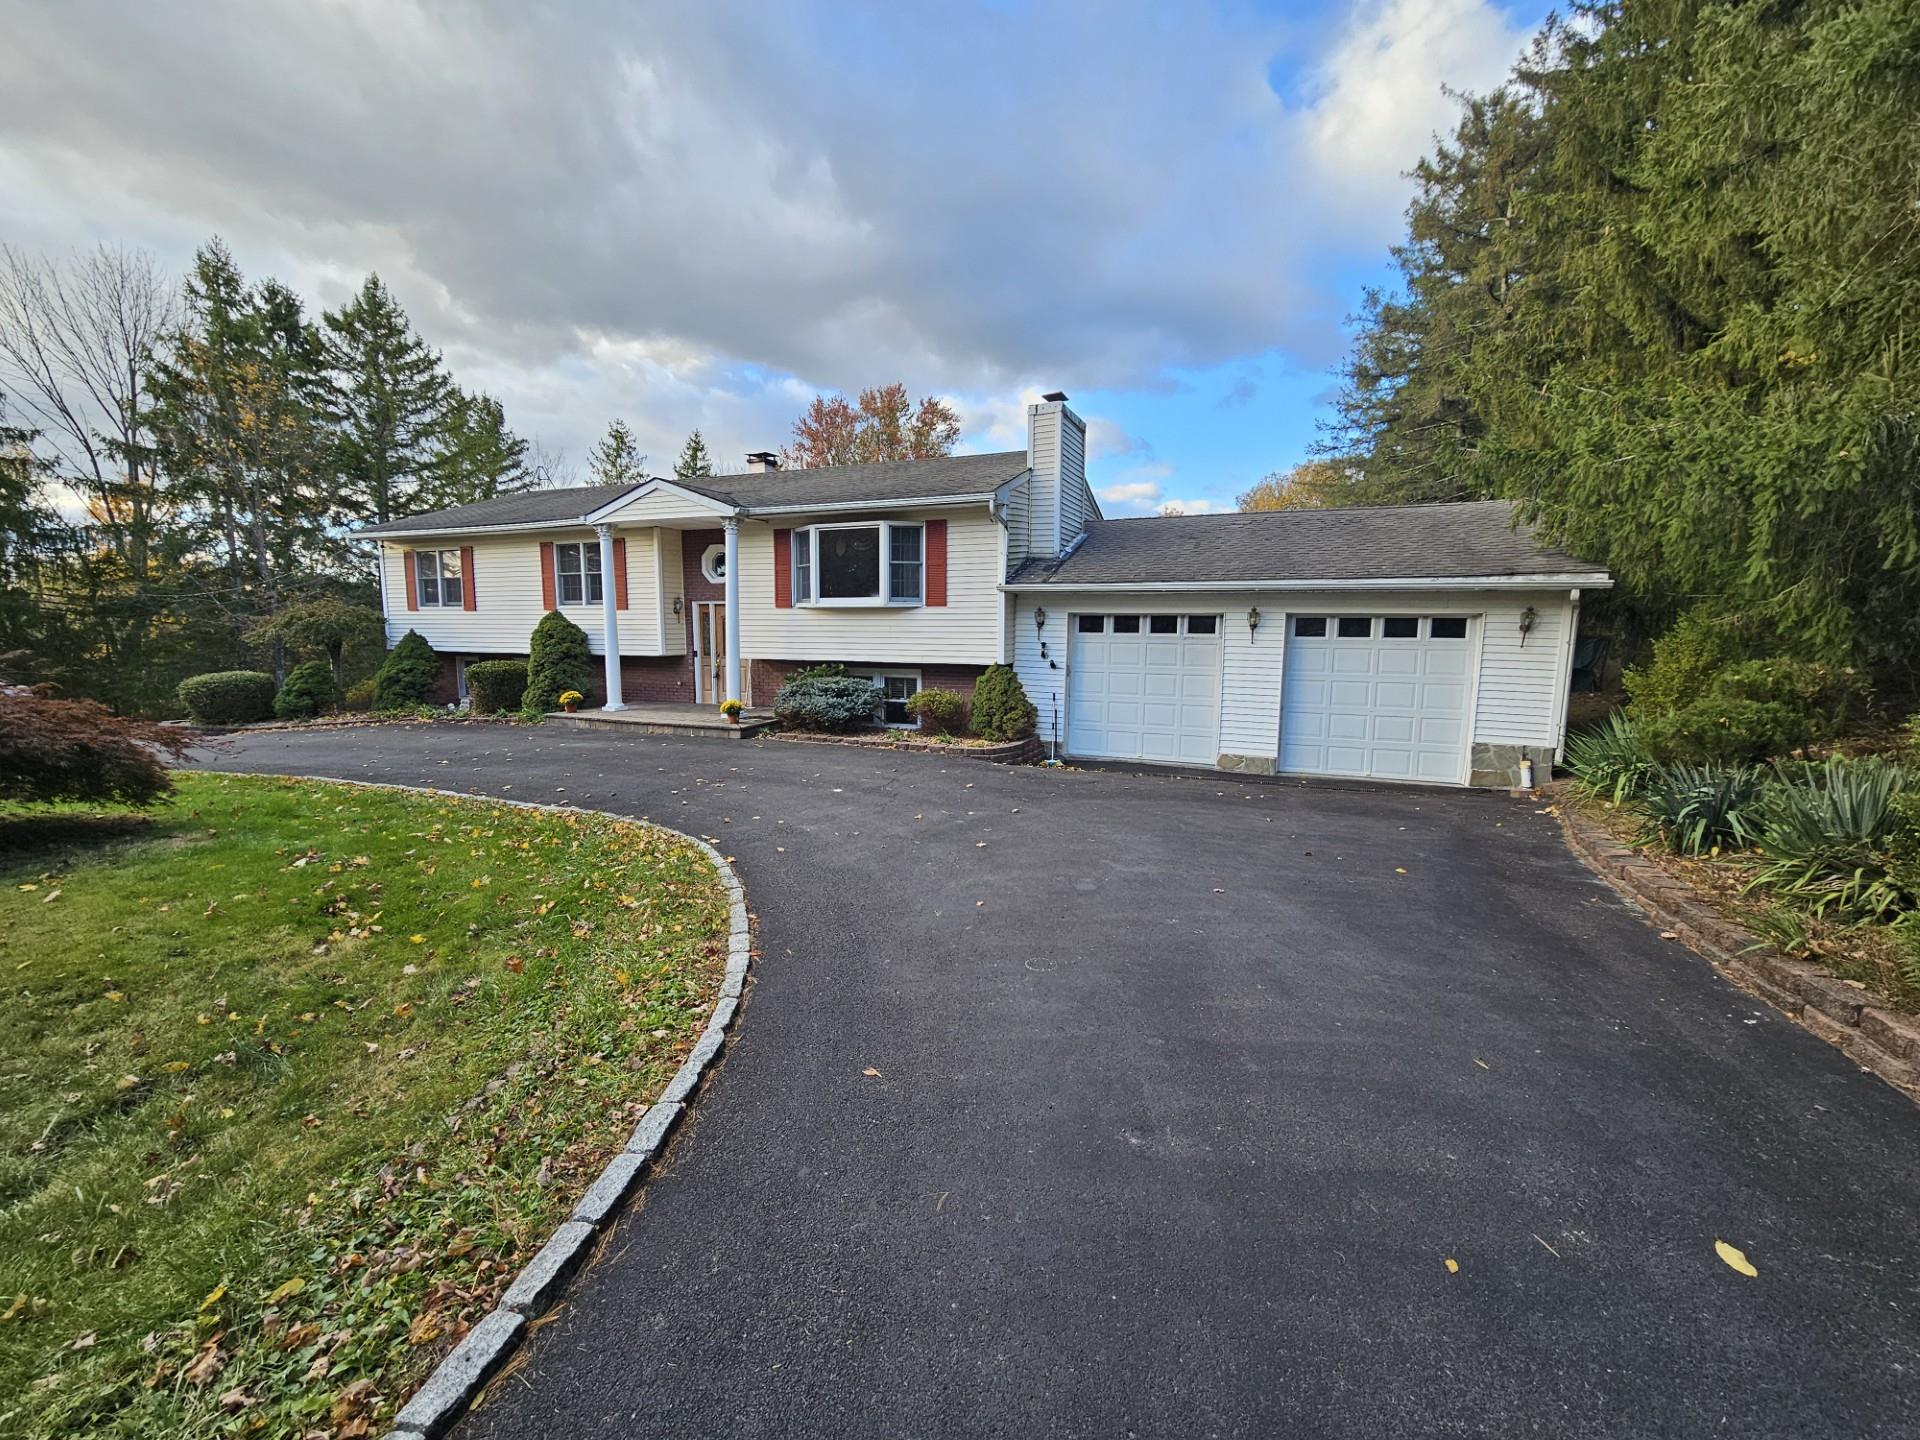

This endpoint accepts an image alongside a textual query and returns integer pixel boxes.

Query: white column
[723,517,742,704]
[597,523,625,711]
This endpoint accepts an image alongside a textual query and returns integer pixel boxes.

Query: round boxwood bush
[905,687,966,735]
[774,675,882,732]
[373,630,439,710]
[177,670,277,725]
[274,659,340,720]
[968,664,1037,741]
[525,610,593,712]
[466,659,529,714]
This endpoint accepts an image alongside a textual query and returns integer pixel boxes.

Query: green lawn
[0,773,728,1439]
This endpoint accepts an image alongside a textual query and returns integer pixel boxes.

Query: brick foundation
[748,659,988,707]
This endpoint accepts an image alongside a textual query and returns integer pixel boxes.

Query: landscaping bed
[0,773,728,1439]
[771,729,1043,764]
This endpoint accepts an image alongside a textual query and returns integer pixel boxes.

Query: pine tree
[674,429,715,478]
[430,389,531,507]
[588,419,646,486]
[320,275,451,523]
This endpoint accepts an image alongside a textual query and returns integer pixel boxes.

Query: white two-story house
[362,393,1610,787]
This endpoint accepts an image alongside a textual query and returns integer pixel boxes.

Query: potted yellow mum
[558,689,583,714]
[719,698,743,724]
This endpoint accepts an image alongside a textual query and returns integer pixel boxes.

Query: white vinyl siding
[596,485,731,525]
[1003,475,1031,570]
[1056,414,1092,547]
[739,507,1002,665]
[1011,589,1572,776]
[1025,406,1062,557]
[380,532,681,657]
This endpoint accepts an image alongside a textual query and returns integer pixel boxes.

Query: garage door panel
[1070,617,1221,764]
[1280,619,1472,785]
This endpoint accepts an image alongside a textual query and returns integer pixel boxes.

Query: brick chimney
[745,451,781,473]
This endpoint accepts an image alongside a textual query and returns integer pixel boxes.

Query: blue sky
[1,0,1552,514]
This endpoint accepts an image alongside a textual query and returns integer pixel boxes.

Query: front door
[694,602,727,703]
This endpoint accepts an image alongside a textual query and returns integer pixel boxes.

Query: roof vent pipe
[745,451,781,473]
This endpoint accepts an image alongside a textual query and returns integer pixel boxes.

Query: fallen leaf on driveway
[862,1067,882,1077]
[1659,930,1679,940]
[1474,1059,1490,1070]
[1444,1258,1459,1275]
[1715,1239,1758,1277]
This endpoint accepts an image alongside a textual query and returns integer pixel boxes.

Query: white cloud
[0,0,1532,466]
[1097,480,1165,507]
[1298,0,1533,233]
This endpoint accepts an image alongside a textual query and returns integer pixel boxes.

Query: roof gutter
[1000,572,1614,593]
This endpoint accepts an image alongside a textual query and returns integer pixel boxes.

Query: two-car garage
[1060,608,1477,784]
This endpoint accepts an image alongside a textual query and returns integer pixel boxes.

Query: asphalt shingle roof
[1005,500,1608,586]
[358,452,1030,535]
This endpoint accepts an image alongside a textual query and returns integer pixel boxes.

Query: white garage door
[1279,614,1473,784]
[1068,613,1221,765]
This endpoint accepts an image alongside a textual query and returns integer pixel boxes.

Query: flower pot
[563,701,577,713]
[726,713,739,724]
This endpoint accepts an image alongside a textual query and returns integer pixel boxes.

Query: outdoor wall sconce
[1518,604,1537,646]
[1247,606,1262,643]
[1034,607,1048,630]
[672,596,683,616]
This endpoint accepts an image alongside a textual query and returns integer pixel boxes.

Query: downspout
[1553,587,1581,764]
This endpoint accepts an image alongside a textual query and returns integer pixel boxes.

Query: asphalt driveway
[195,726,1920,1438]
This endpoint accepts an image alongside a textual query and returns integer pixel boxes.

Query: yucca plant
[1638,762,1767,856]
[1565,711,1656,803]
[1746,756,1912,918]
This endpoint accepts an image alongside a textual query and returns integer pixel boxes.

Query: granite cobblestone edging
[1553,788,1920,1102]
[212,774,751,1440]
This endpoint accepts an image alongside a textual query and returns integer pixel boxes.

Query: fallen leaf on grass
[267,1276,306,1304]
[182,1341,223,1385]
[71,1330,97,1350]
[1715,1239,1758,1277]
[42,889,61,904]
[198,1284,227,1312]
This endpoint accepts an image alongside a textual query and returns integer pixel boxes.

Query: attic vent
[745,451,781,473]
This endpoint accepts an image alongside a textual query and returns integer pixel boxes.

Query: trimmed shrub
[1637,762,1766,855]
[176,670,277,725]
[1624,603,1773,713]
[466,659,528,715]
[905,688,966,735]
[788,661,850,683]
[373,630,439,710]
[0,691,195,807]
[774,675,882,732]
[968,664,1036,742]
[273,660,339,720]
[1636,658,1868,765]
[524,611,593,713]
[342,678,376,711]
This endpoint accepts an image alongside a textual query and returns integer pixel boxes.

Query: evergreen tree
[320,275,451,523]
[1323,0,1920,687]
[431,389,532,507]
[674,429,715,478]
[588,419,646,486]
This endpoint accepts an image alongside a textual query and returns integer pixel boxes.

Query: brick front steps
[1555,790,1920,1101]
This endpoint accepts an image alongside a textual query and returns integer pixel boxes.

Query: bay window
[415,549,463,608]
[554,541,602,607]
[789,522,924,606]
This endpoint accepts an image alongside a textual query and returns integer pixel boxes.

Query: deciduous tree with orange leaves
[783,383,960,469]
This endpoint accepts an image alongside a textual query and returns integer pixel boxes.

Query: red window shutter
[926,519,947,607]
[540,542,556,611]
[460,545,476,611]
[403,550,420,611]
[613,537,629,610]
[773,528,792,608]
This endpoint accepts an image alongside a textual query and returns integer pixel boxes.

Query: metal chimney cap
[1041,391,1069,403]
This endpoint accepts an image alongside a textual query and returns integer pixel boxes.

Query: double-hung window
[416,549,463,608]
[554,541,602,607]
[790,522,924,606]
